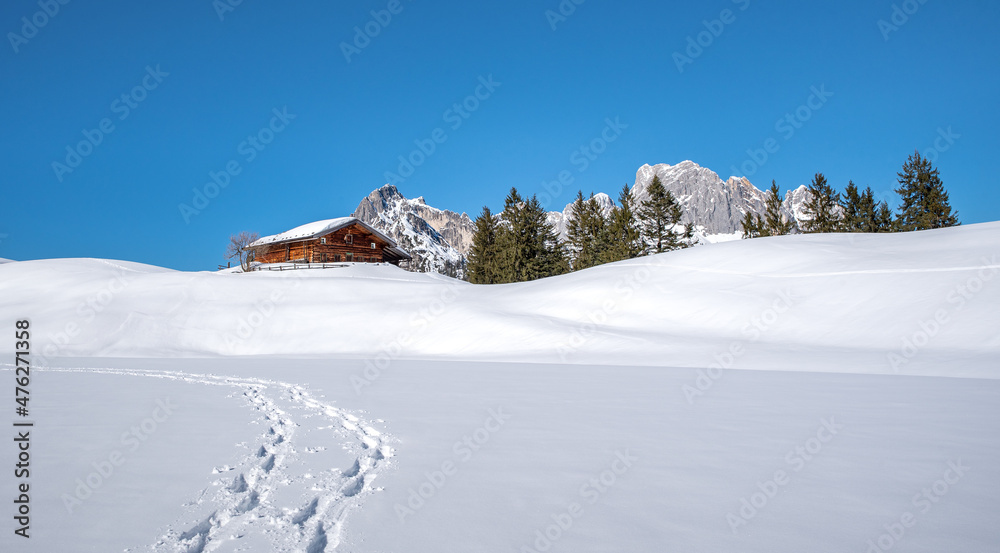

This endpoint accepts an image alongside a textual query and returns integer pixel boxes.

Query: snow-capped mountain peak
[353,185,473,276]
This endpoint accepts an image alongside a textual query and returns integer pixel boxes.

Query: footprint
[342,459,361,478]
[292,497,319,526]
[261,454,276,473]
[234,491,260,515]
[228,474,248,494]
[341,476,364,498]
[306,524,328,553]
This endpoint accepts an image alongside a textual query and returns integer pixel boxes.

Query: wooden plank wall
[254,223,397,265]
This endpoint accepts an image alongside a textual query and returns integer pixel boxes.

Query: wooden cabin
[248,217,411,266]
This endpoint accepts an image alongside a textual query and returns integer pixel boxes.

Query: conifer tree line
[468,151,960,284]
[741,150,959,238]
[468,175,694,284]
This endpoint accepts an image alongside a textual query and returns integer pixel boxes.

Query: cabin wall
[253,224,398,265]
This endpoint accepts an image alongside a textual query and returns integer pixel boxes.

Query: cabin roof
[249,217,411,260]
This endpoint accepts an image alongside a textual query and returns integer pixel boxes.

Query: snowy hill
[352,185,472,275]
[2,224,999,553]
[3,223,997,377]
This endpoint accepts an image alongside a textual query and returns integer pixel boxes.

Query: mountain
[631,161,811,236]
[545,192,616,239]
[352,185,474,276]
[350,161,813,276]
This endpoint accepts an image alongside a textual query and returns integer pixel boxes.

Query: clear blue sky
[1,0,997,270]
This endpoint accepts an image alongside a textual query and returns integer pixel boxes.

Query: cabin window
[321,237,326,244]
[345,234,353,245]
[321,253,327,263]
[334,254,341,262]
[370,242,376,249]
[346,252,353,261]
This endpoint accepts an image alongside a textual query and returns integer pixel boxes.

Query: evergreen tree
[801,173,842,233]
[606,184,643,261]
[841,181,868,232]
[894,150,959,231]
[495,187,567,282]
[741,211,762,239]
[467,206,501,284]
[875,201,896,233]
[567,191,613,270]
[761,180,793,236]
[565,191,589,269]
[638,175,688,253]
[522,194,569,280]
[841,182,896,233]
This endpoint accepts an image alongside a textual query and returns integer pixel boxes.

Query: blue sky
[1,0,997,270]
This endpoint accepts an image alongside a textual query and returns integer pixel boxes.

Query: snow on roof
[249,216,408,254]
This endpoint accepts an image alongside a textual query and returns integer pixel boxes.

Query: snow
[4,223,997,376]
[250,217,357,247]
[1,223,998,552]
[357,187,467,272]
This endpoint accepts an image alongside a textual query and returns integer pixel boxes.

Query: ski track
[34,365,394,553]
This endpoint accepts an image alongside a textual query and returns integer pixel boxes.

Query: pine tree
[567,191,613,270]
[638,175,688,253]
[761,180,793,236]
[467,206,501,284]
[741,211,762,239]
[565,191,590,269]
[606,184,643,262]
[522,194,569,280]
[841,181,868,232]
[875,201,896,233]
[841,182,896,233]
[895,150,959,231]
[495,188,567,282]
[801,173,842,233]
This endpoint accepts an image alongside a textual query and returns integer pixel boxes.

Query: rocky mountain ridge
[350,161,814,274]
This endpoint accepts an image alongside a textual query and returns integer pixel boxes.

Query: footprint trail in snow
[44,366,393,553]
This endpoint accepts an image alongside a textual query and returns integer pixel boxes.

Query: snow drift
[1,223,997,378]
